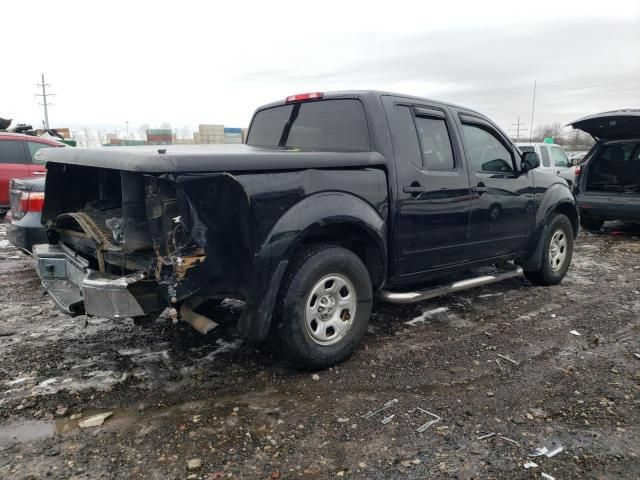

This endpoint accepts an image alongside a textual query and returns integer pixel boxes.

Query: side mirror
[520,151,540,173]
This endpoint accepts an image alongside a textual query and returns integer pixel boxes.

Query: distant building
[103,123,247,146]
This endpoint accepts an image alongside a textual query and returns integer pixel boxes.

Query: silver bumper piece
[33,243,145,318]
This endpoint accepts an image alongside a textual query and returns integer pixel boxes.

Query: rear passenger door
[455,113,534,260]
[382,97,472,277]
[0,139,30,207]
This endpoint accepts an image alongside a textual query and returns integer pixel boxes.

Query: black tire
[580,215,604,231]
[524,214,574,286]
[274,244,372,370]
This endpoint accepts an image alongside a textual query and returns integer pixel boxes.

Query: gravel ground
[0,221,639,479]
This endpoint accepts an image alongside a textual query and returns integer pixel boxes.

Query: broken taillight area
[13,191,45,220]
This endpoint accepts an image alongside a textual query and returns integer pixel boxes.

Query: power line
[509,116,528,142]
[35,73,55,130]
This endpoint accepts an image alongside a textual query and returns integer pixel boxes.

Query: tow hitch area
[33,243,146,318]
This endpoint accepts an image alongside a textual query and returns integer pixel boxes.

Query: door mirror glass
[521,151,540,173]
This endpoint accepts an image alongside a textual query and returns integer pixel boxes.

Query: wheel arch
[523,184,578,271]
[238,192,387,341]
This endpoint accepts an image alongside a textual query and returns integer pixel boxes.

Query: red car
[0,132,65,209]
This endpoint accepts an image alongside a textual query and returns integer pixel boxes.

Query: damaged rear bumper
[33,243,146,318]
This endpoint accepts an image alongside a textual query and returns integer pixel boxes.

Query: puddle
[0,420,55,447]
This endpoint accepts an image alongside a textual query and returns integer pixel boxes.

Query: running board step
[379,267,523,304]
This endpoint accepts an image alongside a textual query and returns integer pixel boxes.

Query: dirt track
[1,222,639,479]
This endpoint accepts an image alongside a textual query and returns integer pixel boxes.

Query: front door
[25,140,53,177]
[455,115,534,260]
[382,97,471,278]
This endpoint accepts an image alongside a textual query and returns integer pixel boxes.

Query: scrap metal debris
[361,399,398,419]
[570,330,581,336]
[381,414,395,425]
[523,461,538,469]
[546,445,564,457]
[416,407,441,433]
[499,435,520,446]
[529,444,564,458]
[497,353,519,365]
[633,353,640,360]
[541,473,556,480]
[477,432,496,440]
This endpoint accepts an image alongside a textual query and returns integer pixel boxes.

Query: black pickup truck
[33,91,577,369]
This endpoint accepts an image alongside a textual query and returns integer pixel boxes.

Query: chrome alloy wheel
[549,228,568,271]
[304,274,357,345]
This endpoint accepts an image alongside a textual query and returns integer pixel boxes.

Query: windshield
[247,99,370,151]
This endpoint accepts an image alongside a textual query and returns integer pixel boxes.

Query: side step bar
[379,267,524,304]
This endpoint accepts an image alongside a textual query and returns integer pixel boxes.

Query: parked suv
[516,142,578,187]
[570,110,640,230]
[0,132,65,210]
[33,91,577,369]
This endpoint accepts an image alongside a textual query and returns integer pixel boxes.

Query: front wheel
[275,245,372,370]
[524,214,574,286]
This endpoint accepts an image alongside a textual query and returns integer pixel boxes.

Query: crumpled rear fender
[238,191,386,341]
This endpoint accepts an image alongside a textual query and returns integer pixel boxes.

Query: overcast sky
[3,0,639,136]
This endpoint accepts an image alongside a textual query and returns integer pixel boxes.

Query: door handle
[403,186,427,193]
[472,185,488,193]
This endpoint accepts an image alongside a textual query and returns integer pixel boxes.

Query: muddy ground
[0,222,639,480]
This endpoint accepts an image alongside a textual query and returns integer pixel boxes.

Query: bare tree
[138,123,149,142]
[95,129,107,147]
[72,128,89,147]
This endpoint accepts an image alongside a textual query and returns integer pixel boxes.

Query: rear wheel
[580,215,604,231]
[525,214,574,286]
[275,244,372,370]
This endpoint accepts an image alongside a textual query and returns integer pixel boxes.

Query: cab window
[0,140,26,164]
[550,147,569,167]
[27,142,54,165]
[461,124,514,173]
[539,146,551,167]
[414,116,455,171]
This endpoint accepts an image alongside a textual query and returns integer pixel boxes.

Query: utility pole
[126,120,129,139]
[35,74,55,130]
[510,116,528,142]
[529,80,537,143]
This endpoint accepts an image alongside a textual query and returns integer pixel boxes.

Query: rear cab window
[247,99,370,151]
[413,112,455,171]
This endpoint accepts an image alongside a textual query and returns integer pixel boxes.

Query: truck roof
[255,90,485,117]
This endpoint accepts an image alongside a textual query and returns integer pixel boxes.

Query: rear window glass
[0,140,25,164]
[518,146,534,152]
[247,99,370,151]
[414,116,455,171]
